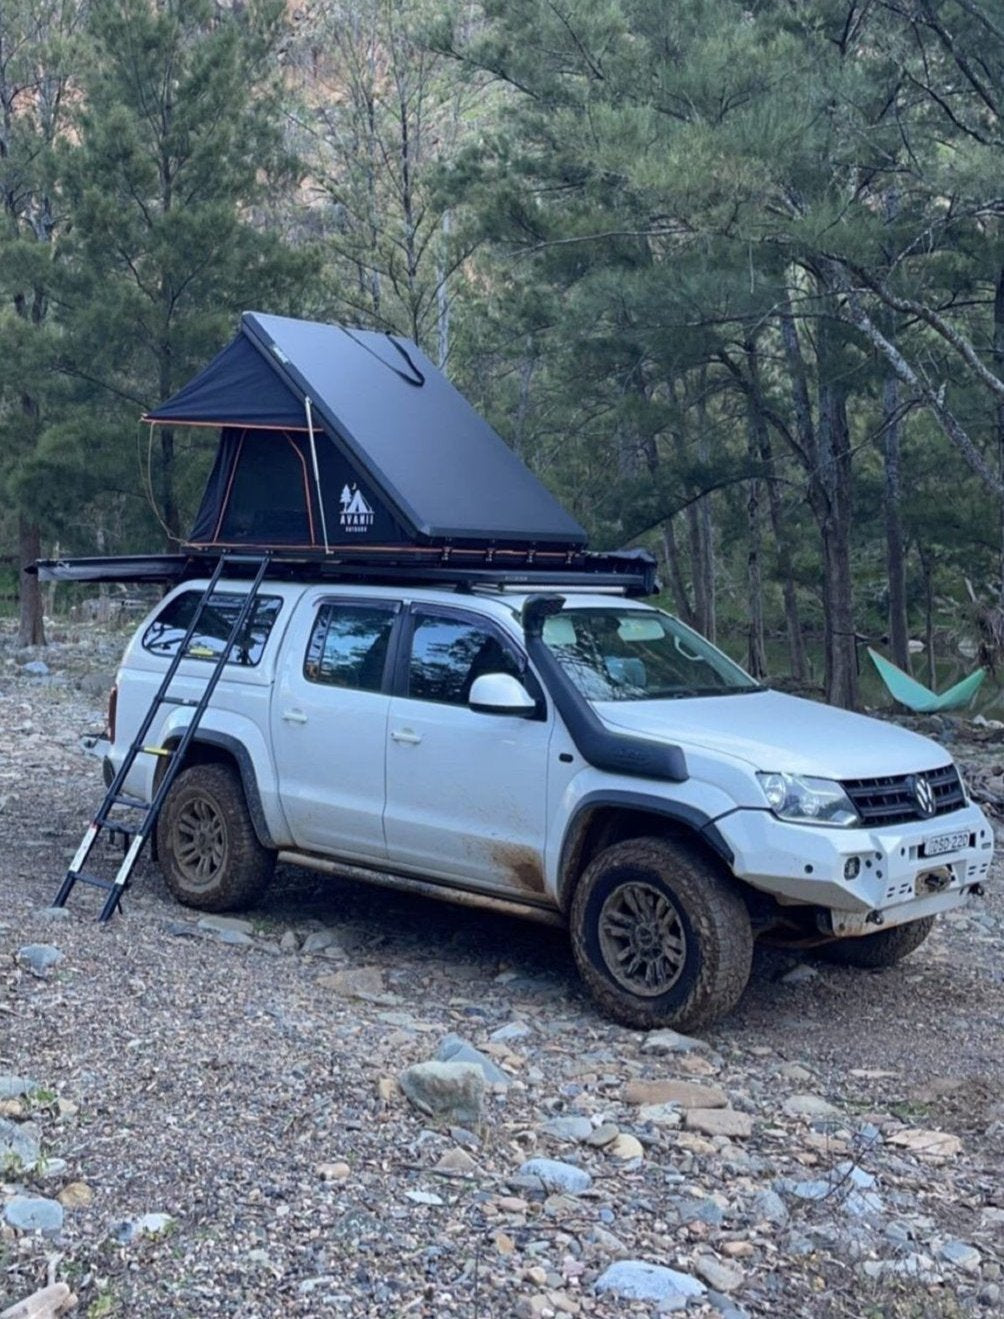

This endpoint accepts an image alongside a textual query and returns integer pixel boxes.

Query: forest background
[3,0,1004,710]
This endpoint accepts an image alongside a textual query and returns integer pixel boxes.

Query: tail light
[107,684,118,743]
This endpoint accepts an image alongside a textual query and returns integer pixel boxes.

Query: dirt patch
[489,842,548,895]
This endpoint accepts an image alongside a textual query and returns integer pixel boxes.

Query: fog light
[844,856,861,880]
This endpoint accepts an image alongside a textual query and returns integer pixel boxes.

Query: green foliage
[4,0,1004,696]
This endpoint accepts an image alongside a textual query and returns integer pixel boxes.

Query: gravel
[2,620,1004,1317]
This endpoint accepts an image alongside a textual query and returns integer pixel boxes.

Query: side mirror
[469,672,537,717]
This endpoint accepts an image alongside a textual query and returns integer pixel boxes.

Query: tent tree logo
[339,483,375,534]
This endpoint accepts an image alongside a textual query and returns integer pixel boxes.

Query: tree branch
[827,262,1004,495]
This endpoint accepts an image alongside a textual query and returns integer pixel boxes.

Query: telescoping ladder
[54,552,271,921]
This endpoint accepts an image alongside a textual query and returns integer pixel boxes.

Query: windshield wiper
[648,685,763,699]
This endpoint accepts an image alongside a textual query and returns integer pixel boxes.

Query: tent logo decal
[339,483,375,533]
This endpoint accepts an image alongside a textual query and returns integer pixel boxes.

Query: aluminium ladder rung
[55,551,272,919]
[97,819,144,836]
[71,872,117,892]
[111,793,149,810]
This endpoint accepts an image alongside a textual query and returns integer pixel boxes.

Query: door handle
[282,709,308,724]
[390,728,423,745]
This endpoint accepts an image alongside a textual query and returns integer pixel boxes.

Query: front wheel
[569,836,753,1031]
[813,916,935,968]
[156,763,275,911]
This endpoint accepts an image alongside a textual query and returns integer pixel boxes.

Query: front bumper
[717,802,993,934]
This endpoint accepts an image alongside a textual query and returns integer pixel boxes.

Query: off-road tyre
[157,763,275,912]
[813,916,935,968]
[569,835,753,1031]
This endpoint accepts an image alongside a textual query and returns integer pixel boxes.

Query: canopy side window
[141,591,283,667]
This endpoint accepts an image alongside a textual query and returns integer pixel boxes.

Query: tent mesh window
[215,431,316,547]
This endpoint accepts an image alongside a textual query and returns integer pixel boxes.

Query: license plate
[922,830,970,857]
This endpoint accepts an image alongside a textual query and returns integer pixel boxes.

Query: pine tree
[61,0,315,545]
[0,0,89,643]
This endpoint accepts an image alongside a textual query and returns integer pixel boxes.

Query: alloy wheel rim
[597,879,688,997]
[174,797,226,889]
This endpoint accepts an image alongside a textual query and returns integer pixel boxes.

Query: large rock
[685,1108,754,1138]
[489,1021,531,1043]
[782,1093,840,1119]
[594,1261,706,1305]
[940,1240,982,1273]
[197,915,255,936]
[3,1196,64,1235]
[435,1034,510,1086]
[0,1077,40,1100]
[542,1115,593,1143]
[694,1253,744,1292]
[17,945,62,976]
[886,1128,962,1161]
[301,929,339,954]
[624,1079,727,1109]
[750,1189,788,1225]
[517,1158,591,1194]
[398,1061,484,1126]
[113,1212,175,1243]
[608,1133,644,1161]
[640,1029,708,1054]
[0,1117,42,1168]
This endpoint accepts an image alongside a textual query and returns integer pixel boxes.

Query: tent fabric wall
[147,335,309,430]
[187,427,409,549]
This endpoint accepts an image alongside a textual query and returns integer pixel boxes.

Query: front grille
[841,764,966,827]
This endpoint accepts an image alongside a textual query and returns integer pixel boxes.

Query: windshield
[541,606,760,701]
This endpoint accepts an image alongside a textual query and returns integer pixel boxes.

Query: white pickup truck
[96,578,993,1029]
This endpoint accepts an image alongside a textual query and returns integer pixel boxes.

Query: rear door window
[141,591,283,667]
[304,602,398,692]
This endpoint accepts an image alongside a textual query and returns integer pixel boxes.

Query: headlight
[757,772,860,827]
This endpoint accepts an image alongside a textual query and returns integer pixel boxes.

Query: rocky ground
[1,619,1003,1318]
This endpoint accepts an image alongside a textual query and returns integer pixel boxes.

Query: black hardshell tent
[147,312,588,553]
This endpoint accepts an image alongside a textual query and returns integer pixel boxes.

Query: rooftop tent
[147,312,588,552]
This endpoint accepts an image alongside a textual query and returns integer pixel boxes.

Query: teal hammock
[867,648,987,714]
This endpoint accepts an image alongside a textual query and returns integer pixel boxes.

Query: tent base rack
[33,544,658,595]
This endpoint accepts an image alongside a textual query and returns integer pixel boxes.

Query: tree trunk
[660,521,695,625]
[745,431,767,681]
[883,371,910,668]
[919,545,936,687]
[437,210,451,370]
[694,372,715,642]
[994,263,1004,605]
[819,515,857,707]
[817,365,858,709]
[18,516,45,647]
[512,337,535,460]
[745,338,806,681]
[780,285,856,707]
[682,372,716,640]
[743,367,767,679]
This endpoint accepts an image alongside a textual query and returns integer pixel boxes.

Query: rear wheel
[814,916,935,968]
[569,836,753,1030]
[157,763,275,911]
